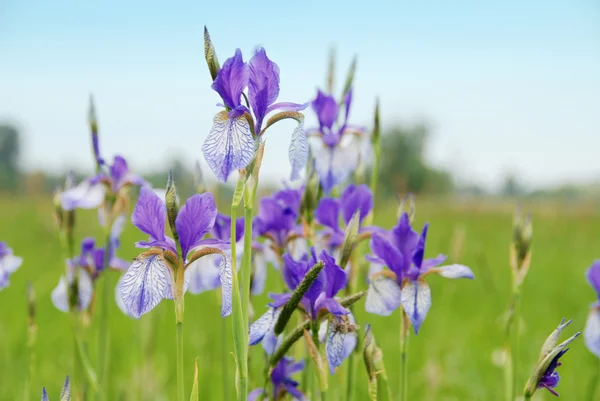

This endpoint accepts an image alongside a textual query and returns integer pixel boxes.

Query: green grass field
[1,196,599,400]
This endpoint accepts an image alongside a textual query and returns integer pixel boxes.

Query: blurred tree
[377,123,453,196]
[0,124,22,192]
[500,172,526,197]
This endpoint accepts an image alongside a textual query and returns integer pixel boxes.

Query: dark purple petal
[587,260,600,300]
[281,253,308,291]
[312,90,338,131]
[315,295,349,316]
[315,198,340,231]
[132,187,166,242]
[340,184,373,226]
[412,223,429,270]
[268,292,293,309]
[110,155,129,185]
[248,47,280,131]
[211,49,248,110]
[370,234,404,281]
[390,213,420,271]
[176,193,218,259]
[211,213,245,242]
[321,250,347,298]
[341,88,353,128]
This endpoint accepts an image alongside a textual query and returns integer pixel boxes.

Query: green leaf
[340,55,357,101]
[327,47,336,93]
[203,26,221,81]
[189,357,199,401]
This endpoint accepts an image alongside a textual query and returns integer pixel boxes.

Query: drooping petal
[187,255,222,294]
[119,252,171,318]
[365,276,402,316]
[370,234,404,280]
[401,279,432,334]
[584,308,600,358]
[313,140,361,193]
[0,253,22,273]
[421,254,447,271]
[248,47,280,131]
[340,184,373,225]
[115,275,133,317]
[434,264,475,279]
[252,251,267,295]
[312,90,338,131]
[50,276,70,312]
[61,178,106,211]
[211,48,248,110]
[50,269,93,312]
[247,389,264,401]
[314,198,340,231]
[249,307,281,346]
[218,254,233,316]
[325,317,356,374]
[131,187,166,242]
[176,192,218,259]
[261,329,281,355]
[586,261,600,299]
[288,118,308,181]
[202,111,255,182]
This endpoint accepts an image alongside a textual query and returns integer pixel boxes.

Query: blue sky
[1,0,599,190]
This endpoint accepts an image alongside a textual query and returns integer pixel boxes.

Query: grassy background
[1,195,599,400]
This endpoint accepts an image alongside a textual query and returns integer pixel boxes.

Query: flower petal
[321,250,347,298]
[211,48,248,110]
[41,388,49,401]
[401,279,432,334]
[176,193,218,259]
[252,251,267,295]
[51,275,70,312]
[202,111,255,182]
[248,47,280,130]
[119,252,171,318]
[247,389,264,401]
[115,275,133,317]
[61,178,106,210]
[434,264,475,279]
[370,234,404,280]
[0,254,22,274]
[325,317,356,374]
[51,269,93,312]
[288,118,308,181]
[132,187,166,242]
[219,254,233,317]
[249,307,281,346]
[313,140,361,193]
[187,255,222,294]
[312,90,338,130]
[110,213,127,241]
[365,276,402,316]
[584,308,600,358]
[315,198,340,232]
[586,261,600,299]
[340,184,373,226]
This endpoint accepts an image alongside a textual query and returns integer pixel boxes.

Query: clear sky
[1,0,599,190]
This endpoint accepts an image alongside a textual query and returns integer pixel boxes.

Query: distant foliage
[0,124,21,192]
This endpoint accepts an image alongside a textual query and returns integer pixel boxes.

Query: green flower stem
[504,287,522,401]
[176,320,185,401]
[96,226,113,401]
[221,315,229,400]
[24,322,36,401]
[587,358,600,400]
[230,174,247,401]
[399,310,409,401]
[310,322,325,401]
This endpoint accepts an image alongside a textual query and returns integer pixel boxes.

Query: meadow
[1,195,598,400]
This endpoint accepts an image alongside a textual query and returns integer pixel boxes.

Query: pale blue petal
[249,308,281,346]
[0,254,22,273]
[110,214,127,240]
[365,276,402,316]
[77,269,94,311]
[51,269,93,312]
[435,264,475,279]
[247,389,264,401]
[252,251,267,295]
[584,308,600,358]
[261,329,282,355]
[326,317,355,374]
[202,111,255,182]
[51,276,70,313]
[61,180,106,210]
[401,280,432,334]
[288,118,308,181]
[119,253,171,318]
[219,254,233,316]
[60,375,71,401]
[115,275,133,317]
[187,255,222,295]
[313,140,361,193]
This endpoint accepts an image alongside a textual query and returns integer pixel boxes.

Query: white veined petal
[313,140,361,192]
[202,111,255,182]
[219,253,233,316]
[288,118,308,181]
[584,308,600,358]
[326,318,346,374]
[77,269,94,311]
[119,253,171,319]
[288,237,308,261]
[115,275,132,317]
[400,280,432,334]
[61,180,106,210]
[252,252,267,296]
[51,276,70,313]
[436,264,475,279]
[249,308,281,346]
[0,254,22,273]
[187,255,222,295]
[365,276,402,316]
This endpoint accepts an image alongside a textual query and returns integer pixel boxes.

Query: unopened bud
[371,98,380,149]
[338,211,360,269]
[513,205,533,263]
[363,325,390,401]
[397,193,415,223]
[165,171,180,241]
[88,95,103,167]
[203,26,221,82]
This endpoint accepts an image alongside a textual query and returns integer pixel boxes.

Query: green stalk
[399,311,409,401]
[221,315,229,400]
[97,221,113,400]
[241,205,254,343]
[504,288,521,401]
[24,322,36,401]
[310,322,325,401]
[346,351,355,401]
[176,321,185,401]
[586,358,600,401]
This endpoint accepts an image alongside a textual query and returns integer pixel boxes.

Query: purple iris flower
[41,375,70,401]
[315,184,378,252]
[0,242,22,290]
[247,356,305,401]
[584,261,600,358]
[202,48,308,182]
[187,212,244,295]
[308,89,370,193]
[538,349,569,397]
[118,187,230,318]
[61,155,148,211]
[249,248,356,373]
[52,216,129,312]
[365,213,474,333]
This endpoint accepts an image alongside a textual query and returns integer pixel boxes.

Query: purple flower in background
[537,349,569,397]
[118,187,230,318]
[61,155,148,211]
[0,242,22,290]
[315,184,378,252]
[202,48,308,182]
[308,89,370,193]
[187,212,244,295]
[41,375,70,401]
[247,357,305,401]
[584,261,600,358]
[52,216,129,312]
[365,213,474,333]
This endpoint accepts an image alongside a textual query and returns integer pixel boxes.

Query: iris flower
[61,155,147,211]
[249,248,356,373]
[247,357,305,401]
[365,213,474,333]
[537,349,568,396]
[584,261,600,358]
[119,187,231,318]
[202,48,308,182]
[308,89,370,193]
[0,242,22,290]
